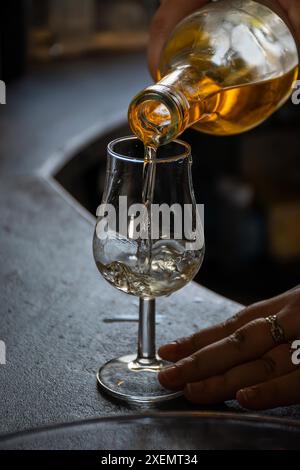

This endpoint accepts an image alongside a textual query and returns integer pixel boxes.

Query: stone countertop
[0,53,299,436]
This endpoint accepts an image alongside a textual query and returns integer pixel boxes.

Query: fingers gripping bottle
[128,0,299,146]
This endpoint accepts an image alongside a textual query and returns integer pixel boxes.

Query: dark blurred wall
[1,1,27,82]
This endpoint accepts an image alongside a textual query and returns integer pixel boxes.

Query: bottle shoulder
[159,0,298,81]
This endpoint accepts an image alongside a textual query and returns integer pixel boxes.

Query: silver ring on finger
[266,315,286,345]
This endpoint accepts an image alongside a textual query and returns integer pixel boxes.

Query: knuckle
[228,329,246,351]
[221,305,259,336]
[175,336,189,346]
[221,316,237,336]
[226,318,264,352]
[189,334,198,350]
[221,311,243,336]
[187,352,202,372]
[150,14,168,38]
[190,332,202,351]
[261,354,277,376]
[250,317,264,327]
[176,331,205,352]
[174,336,192,353]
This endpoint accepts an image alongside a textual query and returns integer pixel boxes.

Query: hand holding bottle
[148,0,300,78]
[148,0,209,78]
[130,0,298,143]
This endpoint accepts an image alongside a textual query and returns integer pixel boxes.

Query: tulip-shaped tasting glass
[93,136,204,403]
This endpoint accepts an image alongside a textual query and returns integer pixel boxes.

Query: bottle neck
[128,73,191,147]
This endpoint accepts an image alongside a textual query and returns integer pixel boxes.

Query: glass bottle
[128,0,299,146]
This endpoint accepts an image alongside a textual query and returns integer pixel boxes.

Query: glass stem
[136,298,156,364]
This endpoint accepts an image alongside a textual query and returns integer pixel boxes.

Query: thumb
[147,0,209,79]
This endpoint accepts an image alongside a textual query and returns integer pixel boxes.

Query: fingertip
[184,383,194,401]
[159,339,192,362]
[236,387,260,409]
[184,381,205,403]
[159,342,178,354]
[158,364,182,390]
[158,342,179,360]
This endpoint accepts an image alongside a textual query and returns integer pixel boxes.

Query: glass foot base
[97,354,182,404]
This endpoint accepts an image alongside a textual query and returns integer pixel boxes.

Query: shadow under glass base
[97,354,182,404]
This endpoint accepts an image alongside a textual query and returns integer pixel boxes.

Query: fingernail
[158,365,180,386]
[159,342,178,355]
[185,381,204,398]
[237,387,258,404]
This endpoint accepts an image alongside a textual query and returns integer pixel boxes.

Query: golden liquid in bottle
[129,66,298,144]
[129,13,298,144]
[160,12,298,137]
[173,66,298,136]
